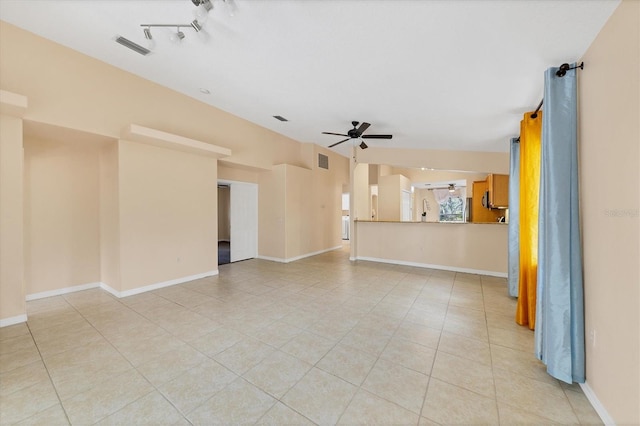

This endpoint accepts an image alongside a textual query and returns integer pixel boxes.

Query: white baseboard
[0,314,28,328]
[21,271,219,305]
[257,245,342,263]
[102,270,219,298]
[580,381,615,425]
[355,256,508,278]
[26,282,102,301]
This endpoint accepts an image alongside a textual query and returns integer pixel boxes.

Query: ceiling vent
[273,115,288,122]
[115,36,151,56]
[318,153,329,170]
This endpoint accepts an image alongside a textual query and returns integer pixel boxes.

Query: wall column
[0,90,27,326]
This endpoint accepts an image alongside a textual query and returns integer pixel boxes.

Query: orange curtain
[515,112,542,329]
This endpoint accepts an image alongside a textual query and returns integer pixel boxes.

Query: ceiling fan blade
[322,132,349,137]
[355,122,371,136]
[328,138,350,148]
[361,134,393,139]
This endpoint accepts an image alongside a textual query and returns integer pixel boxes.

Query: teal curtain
[534,64,585,383]
[508,137,520,297]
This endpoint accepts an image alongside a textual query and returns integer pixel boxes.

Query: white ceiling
[0,0,619,156]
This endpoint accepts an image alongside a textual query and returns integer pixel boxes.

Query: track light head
[169,28,185,43]
[143,27,152,40]
[191,19,202,32]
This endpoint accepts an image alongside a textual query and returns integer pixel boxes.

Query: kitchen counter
[355,220,507,225]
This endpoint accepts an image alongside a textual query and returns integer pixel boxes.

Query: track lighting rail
[140,23,199,28]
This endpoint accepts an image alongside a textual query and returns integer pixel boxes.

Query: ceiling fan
[322,121,393,149]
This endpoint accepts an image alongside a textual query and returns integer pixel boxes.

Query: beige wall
[308,145,348,253]
[23,137,101,295]
[285,165,314,258]
[258,165,286,259]
[99,142,121,291]
[0,114,25,322]
[353,163,370,221]
[0,22,350,322]
[117,140,218,291]
[218,164,259,184]
[579,0,639,423]
[360,147,509,174]
[378,174,410,221]
[356,222,508,275]
[259,146,348,261]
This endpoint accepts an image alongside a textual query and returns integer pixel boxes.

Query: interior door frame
[217,179,258,263]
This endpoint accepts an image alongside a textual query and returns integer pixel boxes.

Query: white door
[401,190,412,222]
[229,182,258,262]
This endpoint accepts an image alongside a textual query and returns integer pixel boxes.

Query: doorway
[217,185,231,265]
[217,180,258,265]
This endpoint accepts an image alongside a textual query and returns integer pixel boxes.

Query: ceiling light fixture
[138,0,235,52]
[141,23,196,44]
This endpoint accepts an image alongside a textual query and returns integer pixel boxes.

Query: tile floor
[1,245,602,425]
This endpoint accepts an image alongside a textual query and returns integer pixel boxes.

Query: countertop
[354,220,508,225]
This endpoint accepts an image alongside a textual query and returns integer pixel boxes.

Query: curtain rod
[529,62,584,119]
[515,61,586,141]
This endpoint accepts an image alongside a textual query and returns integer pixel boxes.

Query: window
[439,196,465,222]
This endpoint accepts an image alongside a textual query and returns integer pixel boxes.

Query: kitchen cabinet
[487,173,509,208]
[471,180,503,223]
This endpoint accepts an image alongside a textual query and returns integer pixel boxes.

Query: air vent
[115,36,151,56]
[273,115,288,122]
[318,153,329,170]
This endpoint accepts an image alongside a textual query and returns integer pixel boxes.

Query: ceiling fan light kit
[323,121,392,149]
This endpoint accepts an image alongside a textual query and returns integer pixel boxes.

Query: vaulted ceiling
[0,0,619,155]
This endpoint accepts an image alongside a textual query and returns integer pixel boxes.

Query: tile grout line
[61,292,194,425]
[417,272,454,424]
[25,313,74,425]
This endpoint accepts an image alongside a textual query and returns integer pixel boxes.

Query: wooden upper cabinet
[471,180,502,223]
[487,174,509,208]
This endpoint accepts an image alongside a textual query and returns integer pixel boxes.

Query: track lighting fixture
[126,0,239,55]
[141,22,200,44]
[133,0,237,53]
